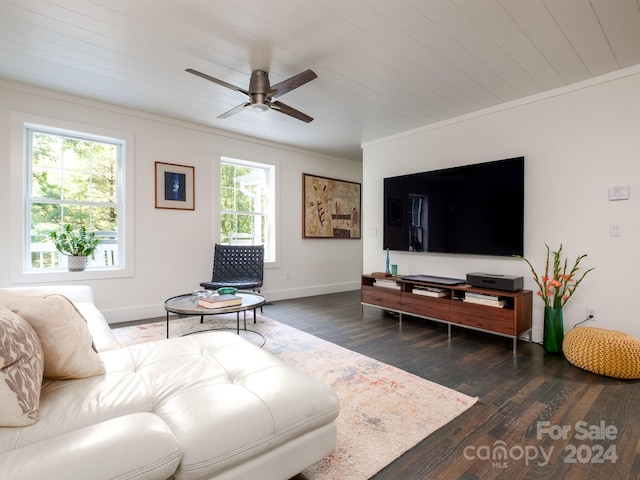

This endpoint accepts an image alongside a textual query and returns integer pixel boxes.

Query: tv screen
[383,157,524,257]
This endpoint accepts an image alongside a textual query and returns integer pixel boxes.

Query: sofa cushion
[0,305,44,427]
[0,412,182,480]
[121,333,341,480]
[0,290,105,379]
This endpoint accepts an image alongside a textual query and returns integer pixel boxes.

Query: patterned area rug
[113,313,477,480]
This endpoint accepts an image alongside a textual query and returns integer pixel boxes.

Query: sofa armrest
[0,413,181,480]
[74,301,121,352]
[45,285,95,304]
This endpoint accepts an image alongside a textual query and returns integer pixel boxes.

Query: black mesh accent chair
[200,243,264,294]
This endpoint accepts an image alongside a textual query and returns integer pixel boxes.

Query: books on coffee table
[198,294,242,309]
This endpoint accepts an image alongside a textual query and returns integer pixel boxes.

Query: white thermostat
[609,185,629,201]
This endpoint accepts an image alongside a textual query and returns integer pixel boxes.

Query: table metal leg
[166,311,169,338]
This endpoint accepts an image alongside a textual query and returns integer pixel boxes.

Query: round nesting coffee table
[164,291,266,338]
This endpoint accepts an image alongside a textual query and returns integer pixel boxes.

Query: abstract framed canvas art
[303,173,361,239]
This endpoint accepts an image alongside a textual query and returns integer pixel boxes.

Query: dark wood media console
[361,274,533,353]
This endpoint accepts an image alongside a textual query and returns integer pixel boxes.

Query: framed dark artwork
[303,173,361,239]
[155,162,195,210]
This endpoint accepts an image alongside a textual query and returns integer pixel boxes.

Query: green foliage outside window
[220,162,266,245]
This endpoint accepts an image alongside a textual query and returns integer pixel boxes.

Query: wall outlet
[586,307,596,321]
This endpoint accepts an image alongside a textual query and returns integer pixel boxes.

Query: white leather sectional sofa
[0,285,339,480]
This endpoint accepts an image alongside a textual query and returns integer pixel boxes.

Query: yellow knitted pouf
[563,327,640,379]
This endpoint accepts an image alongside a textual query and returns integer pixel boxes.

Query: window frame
[10,112,135,283]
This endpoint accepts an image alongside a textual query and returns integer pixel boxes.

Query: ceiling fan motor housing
[249,70,275,107]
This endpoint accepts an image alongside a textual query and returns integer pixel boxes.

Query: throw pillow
[0,290,105,379]
[0,304,44,427]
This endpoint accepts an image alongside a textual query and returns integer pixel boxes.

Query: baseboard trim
[105,282,361,324]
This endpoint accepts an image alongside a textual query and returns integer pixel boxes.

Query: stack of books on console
[198,294,243,309]
[463,292,508,308]
[412,286,448,297]
[373,279,401,290]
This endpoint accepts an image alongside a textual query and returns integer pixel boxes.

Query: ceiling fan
[185,68,317,123]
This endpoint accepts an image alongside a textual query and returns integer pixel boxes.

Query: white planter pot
[67,255,88,272]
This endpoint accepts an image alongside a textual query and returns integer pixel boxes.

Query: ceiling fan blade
[271,100,314,123]
[185,68,249,97]
[218,103,250,119]
[271,69,317,98]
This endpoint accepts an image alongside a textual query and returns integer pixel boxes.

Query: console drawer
[401,293,450,320]
[450,302,515,335]
[361,285,401,310]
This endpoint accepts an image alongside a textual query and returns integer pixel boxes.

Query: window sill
[10,267,134,284]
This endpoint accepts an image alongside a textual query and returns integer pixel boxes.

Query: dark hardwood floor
[261,290,639,480]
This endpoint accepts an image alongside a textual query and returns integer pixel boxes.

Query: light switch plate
[610,223,622,237]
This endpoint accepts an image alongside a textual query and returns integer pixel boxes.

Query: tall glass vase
[543,307,564,354]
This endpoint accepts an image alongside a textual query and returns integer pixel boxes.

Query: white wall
[0,81,362,323]
[363,66,640,340]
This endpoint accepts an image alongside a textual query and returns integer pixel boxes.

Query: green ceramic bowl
[217,287,238,295]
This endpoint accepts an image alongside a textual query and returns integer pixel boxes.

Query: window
[26,125,123,271]
[10,113,133,283]
[220,157,275,262]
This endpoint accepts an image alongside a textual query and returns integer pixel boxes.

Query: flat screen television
[383,156,524,257]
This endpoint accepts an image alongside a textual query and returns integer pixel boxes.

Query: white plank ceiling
[1,0,640,161]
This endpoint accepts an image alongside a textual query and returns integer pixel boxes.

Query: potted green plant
[50,224,99,271]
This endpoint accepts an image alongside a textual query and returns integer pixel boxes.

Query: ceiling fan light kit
[250,103,269,112]
[186,68,317,122]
